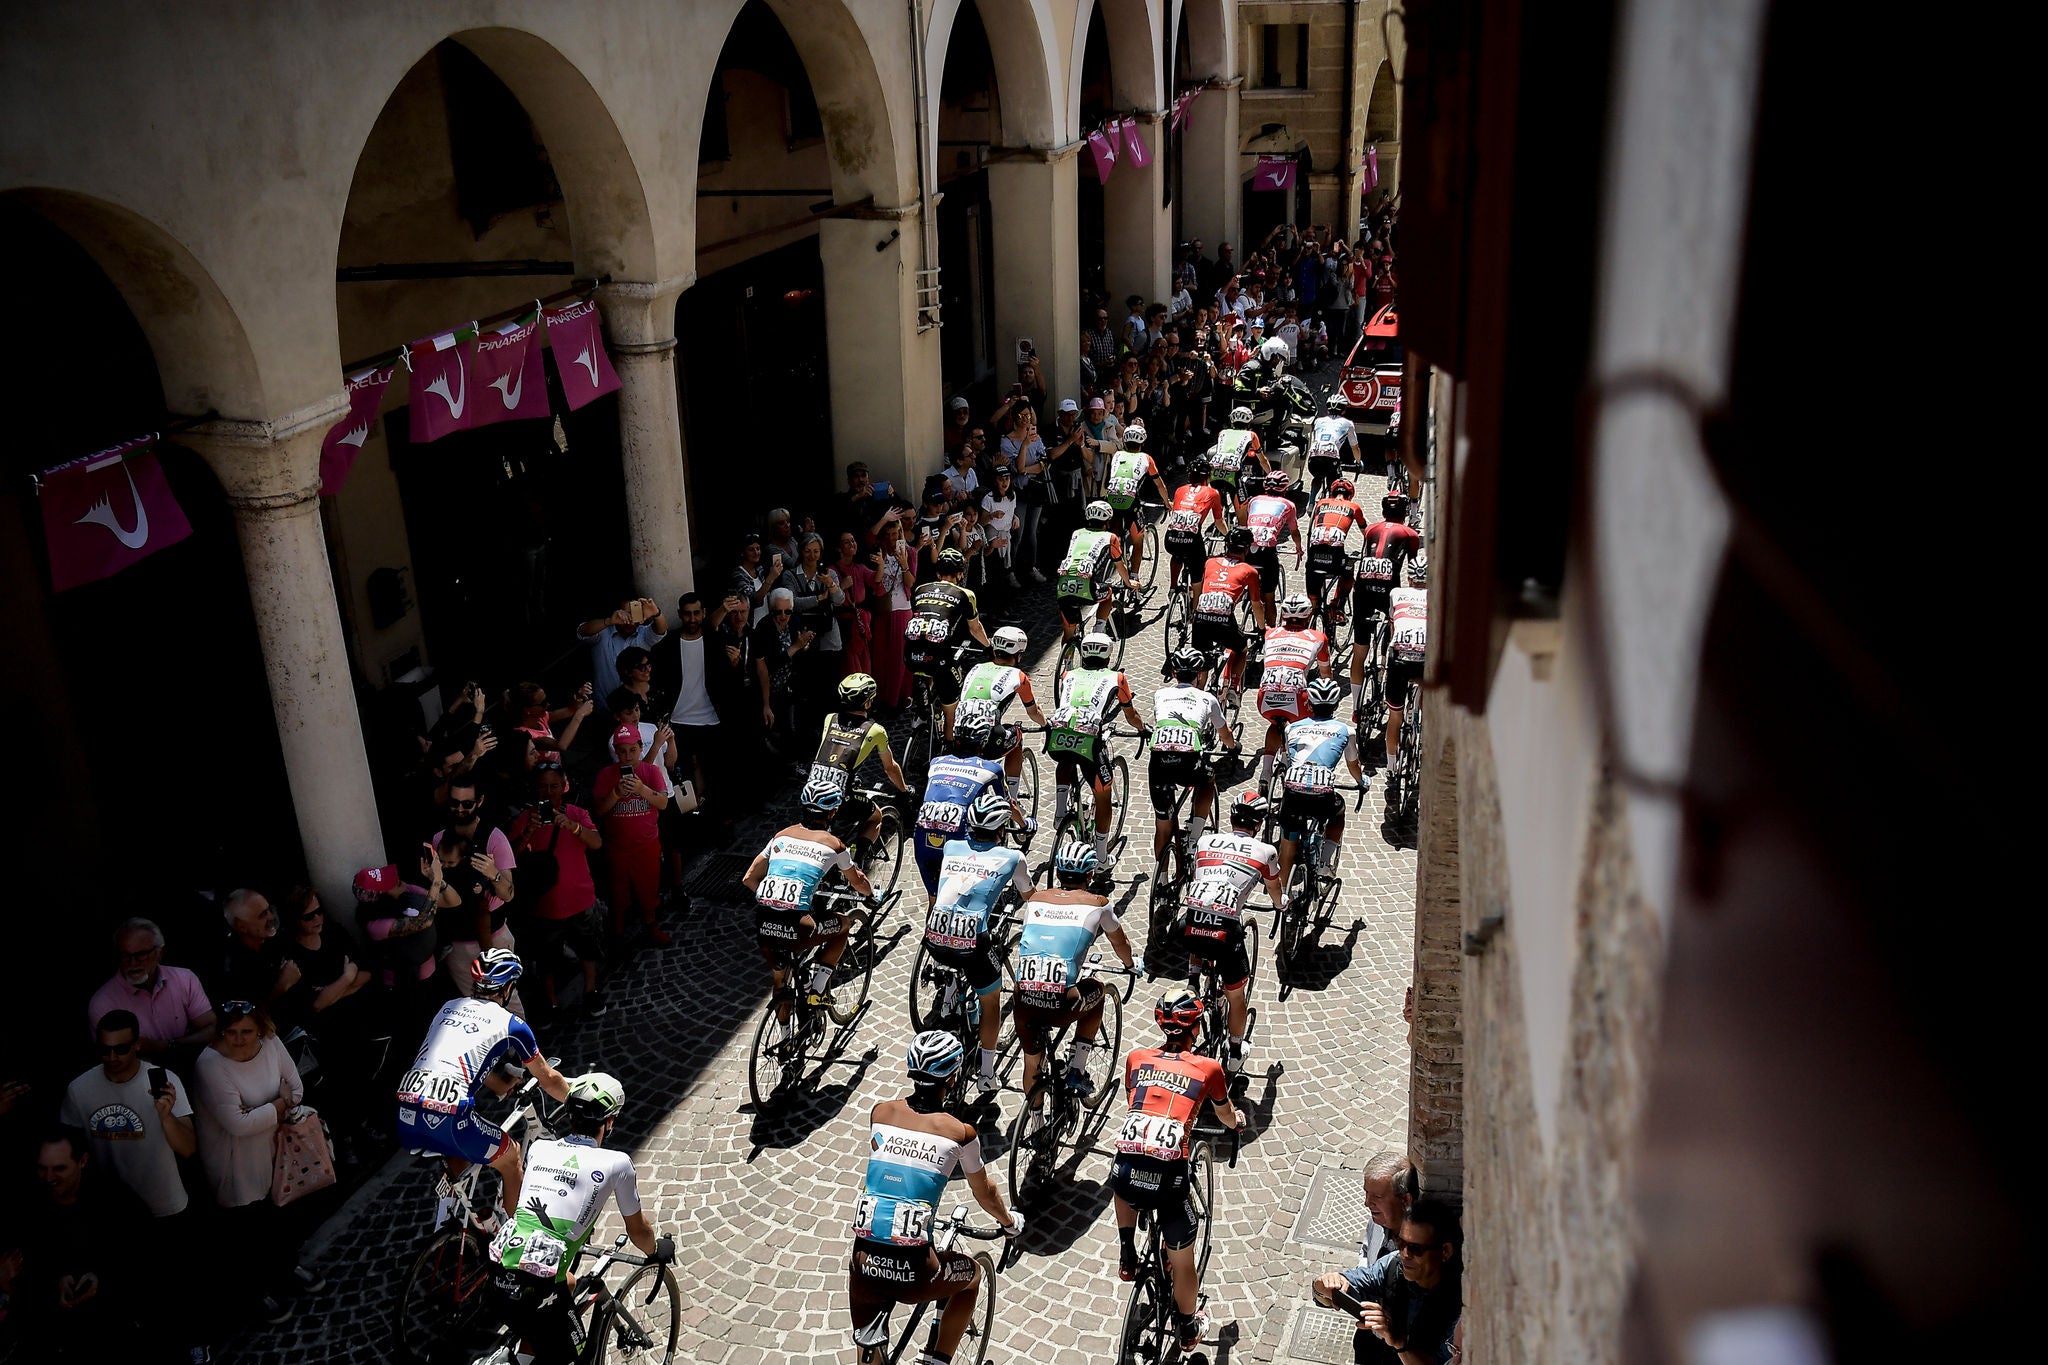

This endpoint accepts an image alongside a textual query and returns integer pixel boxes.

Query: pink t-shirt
[594,762,665,845]
[509,803,600,920]
[87,965,212,1043]
[433,824,517,912]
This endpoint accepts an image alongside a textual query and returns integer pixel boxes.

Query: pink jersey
[1256,627,1331,722]
[1245,494,1298,551]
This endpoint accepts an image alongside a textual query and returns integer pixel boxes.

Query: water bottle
[965,991,982,1026]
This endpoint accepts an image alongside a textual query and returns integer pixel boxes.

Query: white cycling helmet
[965,788,1013,835]
[1122,422,1148,449]
[1229,405,1253,427]
[991,625,1029,657]
[1278,593,1314,625]
[1076,631,1115,664]
[906,1030,966,1084]
[1083,500,1114,526]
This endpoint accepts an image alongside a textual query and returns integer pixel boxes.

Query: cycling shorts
[1307,452,1343,479]
[1385,657,1424,708]
[926,937,1005,993]
[1148,751,1211,809]
[1048,737,1107,789]
[912,836,954,896]
[1305,544,1349,587]
[1191,615,1247,663]
[1110,1155,1200,1250]
[755,906,848,954]
[1057,592,1108,627]
[1246,548,1282,594]
[1110,505,1145,537]
[848,1241,980,1325]
[1012,977,1108,1056]
[488,1273,578,1364]
[1351,584,1392,641]
[1276,788,1344,843]
[905,654,965,704]
[1178,916,1253,993]
[397,1101,510,1165]
[1163,529,1207,565]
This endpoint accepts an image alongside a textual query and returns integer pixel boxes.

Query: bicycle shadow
[1278,919,1366,998]
[742,1042,880,1158]
[1217,1062,1283,1149]
[1011,1168,1118,1257]
[1378,809,1418,851]
[1190,1318,1245,1365]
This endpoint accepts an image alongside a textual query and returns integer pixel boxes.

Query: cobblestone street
[227,511,1418,1365]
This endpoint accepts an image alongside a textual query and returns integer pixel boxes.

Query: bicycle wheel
[902,716,933,787]
[908,939,959,1035]
[747,1003,801,1109]
[1189,1140,1218,1284]
[863,808,906,901]
[1138,520,1160,592]
[1277,882,1304,980]
[392,1225,497,1365]
[1006,1076,1059,1208]
[1395,683,1423,823]
[1081,983,1124,1109]
[1242,917,1261,995]
[1108,610,1128,670]
[1104,756,1130,846]
[1164,590,1190,653]
[958,1251,998,1365]
[1016,749,1041,826]
[1055,634,1079,678]
[829,912,876,1025]
[1117,1263,1168,1365]
[589,1261,682,1364]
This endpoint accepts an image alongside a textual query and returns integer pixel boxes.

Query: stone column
[819,211,944,497]
[185,399,384,906]
[1408,687,1467,1199]
[1103,112,1173,305]
[598,277,697,608]
[989,149,1081,405]
[1182,83,1242,255]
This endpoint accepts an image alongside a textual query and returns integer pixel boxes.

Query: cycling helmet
[979,724,1015,761]
[1330,476,1356,498]
[991,625,1029,657]
[936,547,967,572]
[906,1030,966,1084]
[1229,793,1268,830]
[1187,456,1212,479]
[1155,989,1205,1036]
[799,775,846,817]
[1076,631,1115,664]
[1168,645,1207,679]
[1306,678,1345,714]
[1228,405,1253,427]
[1407,552,1429,587]
[951,724,990,757]
[1381,491,1412,521]
[1122,422,1148,449]
[1278,593,1314,626]
[965,788,1013,835]
[1083,500,1114,527]
[1265,469,1292,494]
[1054,839,1101,879]
[471,948,523,992]
[1224,526,1254,555]
[1326,390,1347,412]
[565,1072,625,1124]
[838,673,879,710]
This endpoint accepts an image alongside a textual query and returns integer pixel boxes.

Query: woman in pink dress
[830,529,878,680]
[871,520,916,710]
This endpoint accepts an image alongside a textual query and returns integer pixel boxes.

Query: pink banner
[1361,147,1380,195]
[407,327,477,444]
[1103,119,1123,158]
[1170,90,1196,131]
[1122,117,1151,169]
[542,297,621,411]
[1252,156,1296,192]
[1087,129,1118,185]
[39,435,193,592]
[319,362,397,495]
[470,313,551,428]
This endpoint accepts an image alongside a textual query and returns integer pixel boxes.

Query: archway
[1365,59,1400,212]
[1077,0,1171,309]
[1076,3,1114,300]
[934,2,1002,405]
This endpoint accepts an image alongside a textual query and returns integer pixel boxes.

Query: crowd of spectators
[1310,1150,1464,1363]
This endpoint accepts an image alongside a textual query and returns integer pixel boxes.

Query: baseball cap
[1087,396,1105,410]
[1058,398,1079,413]
[353,865,400,901]
[612,723,642,751]
[948,396,970,411]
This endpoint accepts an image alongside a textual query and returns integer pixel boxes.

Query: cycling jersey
[1055,529,1122,601]
[955,662,1033,738]
[1354,520,1423,596]
[915,755,1007,853]
[1163,484,1224,544]
[854,1119,983,1252]
[1150,685,1225,757]
[1048,668,1131,760]
[1104,451,1159,510]
[809,712,891,804]
[1388,586,1428,662]
[1015,894,1120,1004]
[1194,557,1262,621]
[1244,494,1299,553]
[1307,498,1370,552]
[926,840,1032,953]
[1309,415,1359,463]
[1257,627,1332,723]
[1180,830,1282,939]
[1117,1047,1228,1163]
[1210,430,1261,486]
[904,581,978,661]
[488,1136,641,1283]
[1280,717,1357,795]
[397,996,537,1117]
[753,831,854,925]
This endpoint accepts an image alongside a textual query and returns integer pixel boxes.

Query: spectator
[762,507,802,568]
[351,861,449,1041]
[611,645,671,726]
[731,532,782,627]
[60,1010,196,1218]
[473,726,544,820]
[981,467,1019,588]
[508,763,607,1018]
[999,405,1049,579]
[433,775,518,983]
[941,443,980,510]
[1207,242,1237,296]
[507,679,594,759]
[752,587,815,755]
[218,888,295,1014]
[943,395,972,458]
[1083,306,1119,380]
[662,592,725,813]
[871,519,917,709]
[829,531,878,680]
[1313,1198,1462,1365]
[1081,395,1121,483]
[604,690,676,802]
[1045,397,1094,530]
[575,596,667,705]
[276,886,375,1148]
[1121,293,1149,354]
[1015,353,1047,413]
[17,1130,149,1350]
[86,919,216,1058]
[782,532,843,739]
[593,724,672,945]
[833,462,903,547]
[192,1002,321,1325]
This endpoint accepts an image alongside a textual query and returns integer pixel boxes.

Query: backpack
[512,821,562,903]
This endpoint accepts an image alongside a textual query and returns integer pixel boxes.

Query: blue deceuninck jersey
[916,756,1007,846]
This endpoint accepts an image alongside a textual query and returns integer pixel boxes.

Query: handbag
[272,1106,338,1207]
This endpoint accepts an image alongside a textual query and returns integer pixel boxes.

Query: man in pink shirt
[85,918,215,1056]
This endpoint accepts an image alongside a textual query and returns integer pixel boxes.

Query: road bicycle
[900,641,983,784]
[1005,956,1134,1208]
[850,784,910,900]
[1351,608,1392,744]
[851,1207,1007,1365]
[1115,1137,1222,1364]
[1116,498,1163,596]
[748,887,888,1108]
[1145,750,1232,941]
[1304,545,1359,676]
[907,891,1020,1043]
[555,1234,683,1364]
[1054,579,1150,676]
[1184,904,1260,1067]
[1384,677,1423,828]
[1274,783,1367,980]
[1049,726,1143,859]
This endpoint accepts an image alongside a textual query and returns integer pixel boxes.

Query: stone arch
[1180,0,1231,79]
[1,188,262,417]
[927,0,1060,154]
[1071,0,1165,123]
[744,0,912,208]
[1366,60,1399,141]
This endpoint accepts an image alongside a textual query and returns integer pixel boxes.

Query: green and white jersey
[1056,529,1118,601]
[1047,667,1127,757]
[487,1136,641,1283]
[1211,430,1257,484]
[957,662,1028,735]
[1150,684,1226,757]
[1105,451,1153,509]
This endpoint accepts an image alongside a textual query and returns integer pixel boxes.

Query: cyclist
[1303,476,1370,627]
[927,789,1035,1095]
[1102,422,1172,587]
[1209,406,1270,523]
[1112,991,1245,1352]
[1190,527,1267,696]
[1243,469,1303,622]
[1349,491,1424,720]
[1256,593,1334,795]
[953,625,1050,799]
[1048,630,1146,861]
[807,673,912,866]
[848,1033,1024,1361]
[904,548,992,743]
[396,949,571,1217]
[1150,646,1236,872]
[1054,500,1135,647]
[1306,391,1362,497]
[1177,795,1284,1074]
[1160,457,1229,594]
[1383,571,1430,806]
[1274,679,1364,890]
[484,1073,671,1365]
[1012,840,1139,1137]
[743,789,881,1014]
[913,729,1012,911]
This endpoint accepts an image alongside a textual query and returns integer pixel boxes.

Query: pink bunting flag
[38,435,193,592]
[1087,129,1118,185]
[1170,92,1192,132]
[1361,147,1380,195]
[1122,117,1151,169]
[542,297,622,411]
[407,325,477,444]
[469,313,551,429]
[1103,119,1123,158]
[1253,156,1297,191]
[319,362,397,496]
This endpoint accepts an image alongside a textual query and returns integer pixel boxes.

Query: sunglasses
[1396,1237,1441,1257]
[297,908,324,921]
[449,798,480,810]
[628,661,652,670]
[99,1039,138,1056]
[216,1000,260,1022]
[770,608,794,616]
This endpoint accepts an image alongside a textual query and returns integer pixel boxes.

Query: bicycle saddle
[853,1309,893,1348]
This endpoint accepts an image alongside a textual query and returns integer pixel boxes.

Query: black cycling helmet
[1168,646,1206,680]
[1186,457,1211,480]
[1381,491,1412,522]
[1225,526,1253,555]
[978,724,1013,761]
[1229,793,1268,830]
[936,547,968,573]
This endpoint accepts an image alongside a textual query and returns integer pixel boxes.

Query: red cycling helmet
[1330,477,1356,498]
[1381,490,1412,520]
[1155,989,1205,1035]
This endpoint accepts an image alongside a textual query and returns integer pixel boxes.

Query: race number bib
[807,763,852,797]
[1116,1112,1189,1161]
[1311,524,1349,548]
[906,615,951,643]
[1050,706,1103,738]
[397,1069,466,1114]
[1196,591,1235,618]
[1260,665,1307,702]
[1016,954,1071,996]
[1108,473,1142,498]
[1167,509,1201,534]
[1284,762,1337,795]
[1391,621,1427,660]
[956,698,999,733]
[925,905,984,951]
[1211,450,1243,473]
[1250,522,1282,549]
[917,800,967,832]
[1152,723,1200,754]
[755,874,809,911]
[853,1194,934,1246]
[1358,555,1395,583]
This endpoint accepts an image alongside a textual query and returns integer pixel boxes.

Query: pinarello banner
[1122,117,1151,170]
[1087,129,1118,185]
[319,362,397,496]
[1103,119,1123,159]
[1253,156,1297,191]
[469,313,550,428]
[38,435,193,592]
[542,297,621,410]
[407,325,477,444]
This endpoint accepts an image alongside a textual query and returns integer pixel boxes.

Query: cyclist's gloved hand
[653,1234,676,1264]
[1004,1211,1027,1240]
[865,891,885,912]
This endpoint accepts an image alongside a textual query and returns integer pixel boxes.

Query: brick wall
[1408,686,1465,1198]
